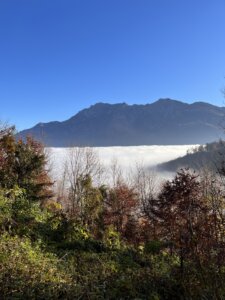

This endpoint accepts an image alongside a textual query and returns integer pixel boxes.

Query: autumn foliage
[0,127,225,298]
[0,128,53,202]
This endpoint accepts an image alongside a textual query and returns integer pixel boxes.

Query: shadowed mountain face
[17,99,225,147]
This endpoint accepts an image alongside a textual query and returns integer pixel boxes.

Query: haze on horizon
[0,0,225,130]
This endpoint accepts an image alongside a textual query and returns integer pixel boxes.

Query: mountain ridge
[17,98,225,147]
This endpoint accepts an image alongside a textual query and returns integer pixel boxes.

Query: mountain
[157,140,225,173]
[17,99,225,147]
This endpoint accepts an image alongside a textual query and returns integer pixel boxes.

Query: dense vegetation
[0,126,225,299]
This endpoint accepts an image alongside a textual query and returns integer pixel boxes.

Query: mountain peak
[17,99,224,147]
[153,98,185,105]
[91,102,128,108]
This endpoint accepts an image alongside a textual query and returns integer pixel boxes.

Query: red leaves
[0,129,53,202]
[103,183,138,239]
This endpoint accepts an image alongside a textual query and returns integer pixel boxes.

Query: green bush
[0,234,75,299]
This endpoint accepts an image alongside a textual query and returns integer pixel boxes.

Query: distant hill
[17,99,225,147]
[157,140,225,173]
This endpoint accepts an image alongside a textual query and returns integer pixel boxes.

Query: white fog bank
[47,145,198,183]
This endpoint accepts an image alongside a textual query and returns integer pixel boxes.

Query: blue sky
[0,0,225,130]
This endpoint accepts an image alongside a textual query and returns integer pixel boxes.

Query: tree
[0,129,53,202]
[132,164,159,240]
[151,169,209,271]
[61,147,103,217]
[103,182,138,238]
[199,169,225,265]
[67,174,103,231]
[62,147,104,225]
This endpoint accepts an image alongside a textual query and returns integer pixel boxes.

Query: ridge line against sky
[0,0,225,130]
[19,98,225,131]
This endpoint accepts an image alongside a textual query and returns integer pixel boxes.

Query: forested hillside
[158,140,225,172]
[0,126,225,299]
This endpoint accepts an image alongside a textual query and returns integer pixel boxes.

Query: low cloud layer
[48,145,197,183]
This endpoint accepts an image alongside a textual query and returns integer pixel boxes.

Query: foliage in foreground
[0,128,224,299]
[0,184,224,299]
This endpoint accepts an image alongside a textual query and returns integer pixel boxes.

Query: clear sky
[0,0,225,130]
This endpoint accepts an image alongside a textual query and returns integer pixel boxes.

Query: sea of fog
[47,145,198,184]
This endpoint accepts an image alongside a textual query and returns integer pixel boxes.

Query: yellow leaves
[42,199,62,213]
[0,234,73,292]
[103,225,122,250]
